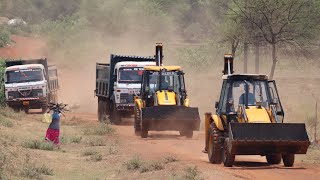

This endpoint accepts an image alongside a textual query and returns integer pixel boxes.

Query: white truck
[4,59,59,113]
[95,54,155,124]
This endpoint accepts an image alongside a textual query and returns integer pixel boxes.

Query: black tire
[266,154,282,164]
[111,102,121,125]
[24,107,29,114]
[208,122,223,164]
[185,131,193,138]
[223,138,235,167]
[179,130,193,138]
[141,129,148,138]
[134,105,141,136]
[282,154,294,167]
[41,106,47,113]
[98,99,102,122]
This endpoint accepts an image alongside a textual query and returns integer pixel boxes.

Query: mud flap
[141,106,200,131]
[228,123,310,155]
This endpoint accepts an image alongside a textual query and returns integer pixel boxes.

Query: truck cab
[95,55,156,124]
[112,61,155,112]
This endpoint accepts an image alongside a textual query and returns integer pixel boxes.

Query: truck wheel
[41,106,48,113]
[179,130,193,138]
[24,107,29,114]
[111,102,121,125]
[282,153,294,167]
[98,99,108,122]
[208,122,223,164]
[223,138,235,167]
[141,129,148,138]
[134,105,141,136]
[266,154,281,164]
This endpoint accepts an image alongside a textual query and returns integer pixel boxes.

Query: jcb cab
[204,54,310,167]
[134,44,200,138]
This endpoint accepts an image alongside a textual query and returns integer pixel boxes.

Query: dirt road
[76,114,320,180]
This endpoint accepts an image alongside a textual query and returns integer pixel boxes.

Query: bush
[87,137,106,146]
[70,136,82,143]
[164,155,178,164]
[0,28,11,47]
[0,116,14,127]
[0,60,6,106]
[91,154,102,162]
[124,155,144,171]
[139,161,164,173]
[22,140,54,151]
[184,166,203,180]
[21,155,53,179]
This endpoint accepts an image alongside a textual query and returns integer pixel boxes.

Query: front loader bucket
[141,106,200,131]
[228,123,310,155]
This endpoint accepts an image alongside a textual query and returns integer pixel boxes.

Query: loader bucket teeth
[228,123,310,155]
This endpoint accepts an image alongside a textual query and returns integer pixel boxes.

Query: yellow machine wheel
[223,138,235,167]
[134,106,141,136]
[282,154,294,167]
[208,122,223,164]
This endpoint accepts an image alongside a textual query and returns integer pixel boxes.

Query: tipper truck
[95,54,155,124]
[4,58,59,113]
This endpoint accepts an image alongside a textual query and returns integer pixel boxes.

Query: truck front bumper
[116,104,134,112]
[6,97,47,109]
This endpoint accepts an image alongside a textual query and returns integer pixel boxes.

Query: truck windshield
[5,68,44,83]
[118,67,143,83]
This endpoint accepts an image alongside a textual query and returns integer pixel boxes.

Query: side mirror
[215,101,219,108]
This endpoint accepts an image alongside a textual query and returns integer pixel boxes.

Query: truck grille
[120,93,135,104]
[8,89,43,98]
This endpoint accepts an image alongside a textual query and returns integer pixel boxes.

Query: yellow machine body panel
[134,98,144,110]
[183,98,190,107]
[144,66,181,71]
[156,91,176,105]
[245,106,271,123]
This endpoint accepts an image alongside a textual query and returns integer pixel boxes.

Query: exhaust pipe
[155,43,163,66]
[223,54,234,75]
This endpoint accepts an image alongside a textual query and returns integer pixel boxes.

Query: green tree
[227,0,320,79]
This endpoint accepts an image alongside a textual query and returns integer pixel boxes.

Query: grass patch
[139,161,164,173]
[81,149,98,156]
[108,144,118,155]
[23,140,54,151]
[88,137,106,146]
[124,155,165,173]
[184,166,203,180]
[21,155,53,179]
[164,155,178,164]
[70,136,82,143]
[83,123,115,136]
[91,154,102,162]
[124,155,144,171]
[0,116,14,127]
[0,107,23,120]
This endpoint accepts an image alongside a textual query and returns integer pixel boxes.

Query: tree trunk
[269,43,277,79]
[255,41,260,74]
[244,42,248,73]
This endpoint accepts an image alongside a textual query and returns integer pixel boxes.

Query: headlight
[8,96,13,99]
[38,93,43,97]
[120,99,127,103]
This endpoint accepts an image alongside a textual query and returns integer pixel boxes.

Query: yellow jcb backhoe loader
[134,43,200,138]
[203,54,310,167]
